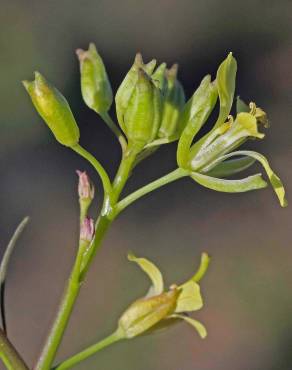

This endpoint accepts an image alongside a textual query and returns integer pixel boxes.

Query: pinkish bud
[80,217,95,242]
[76,170,95,200]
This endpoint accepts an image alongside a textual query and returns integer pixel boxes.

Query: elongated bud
[80,217,95,242]
[76,170,94,221]
[118,289,179,338]
[77,170,95,200]
[158,64,185,139]
[115,53,157,134]
[23,72,80,147]
[123,68,162,146]
[76,43,113,114]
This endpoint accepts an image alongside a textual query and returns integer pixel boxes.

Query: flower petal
[128,253,164,295]
[204,151,287,207]
[175,281,203,313]
[170,314,207,339]
[191,172,267,193]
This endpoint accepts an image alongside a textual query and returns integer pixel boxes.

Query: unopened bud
[76,170,94,221]
[76,43,113,114]
[23,72,80,147]
[76,170,95,200]
[80,217,95,242]
[123,68,162,146]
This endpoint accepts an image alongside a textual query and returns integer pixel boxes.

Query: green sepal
[204,157,256,178]
[170,314,207,339]
[23,72,80,147]
[177,75,218,168]
[158,64,186,139]
[77,43,113,114]
[236,96,249,113]
[214,52,237,128]
[118,289,179,338]
[191,172,268,193]
[151,62,167,91]
[128,253,164,296]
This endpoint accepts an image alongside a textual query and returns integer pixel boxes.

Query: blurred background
[0,0,292,369]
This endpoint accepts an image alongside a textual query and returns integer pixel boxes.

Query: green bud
[23,72,80,147]
[122,68,162,146]
[158,64,186,139]
[115,53,157,134]
[118,289,179,338]
[76,43,113,114]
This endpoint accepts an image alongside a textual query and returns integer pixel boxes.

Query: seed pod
[115,53,156,133]
[118,289,179,338]
[76,43,113,114]
[123,68,162,146]
[23,72,80,147]
[158,64,185,139]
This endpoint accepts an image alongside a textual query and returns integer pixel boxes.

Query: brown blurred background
[0,0,292,369]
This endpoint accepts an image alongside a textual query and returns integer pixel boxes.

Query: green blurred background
[1,0,292,369]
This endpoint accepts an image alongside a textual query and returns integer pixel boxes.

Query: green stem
[100,112,127,153]
[0,328,29,370]
[34,211,112,370]
[115,168,189,216]
[72,144,112,198]
[53,330,123,370]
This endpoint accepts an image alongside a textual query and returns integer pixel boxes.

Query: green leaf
[236,96,249,114]
[204,157,256,178]
[207,151,287,207]
[177,75,218,167]
[170,314,207,339]
[191,172,267,193]
[215,52,237,128]
[175,281,203,313]
[128,253,164,295]
[0,217,29,333]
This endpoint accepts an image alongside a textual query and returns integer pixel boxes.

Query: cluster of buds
[22,45,287,207]
[116,253,209,339]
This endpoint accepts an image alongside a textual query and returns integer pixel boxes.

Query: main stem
[34,214,112,370]
[34,145,138,370]
[0,328,29,370]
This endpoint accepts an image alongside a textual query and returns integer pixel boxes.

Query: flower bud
[115,53,156,134]
[23,72,80,147]
[118,289,179,338]
[76,43,113,114]
[76,170,95,200]
[122,68,162,146]
[76,170,94,221]
[158,64,185,139]
[80,217,95,242]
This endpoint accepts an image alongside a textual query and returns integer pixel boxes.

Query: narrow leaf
[170,314,207,339]
[128,253,164,295]
[0,217,29,333]
[191,172,267,193]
